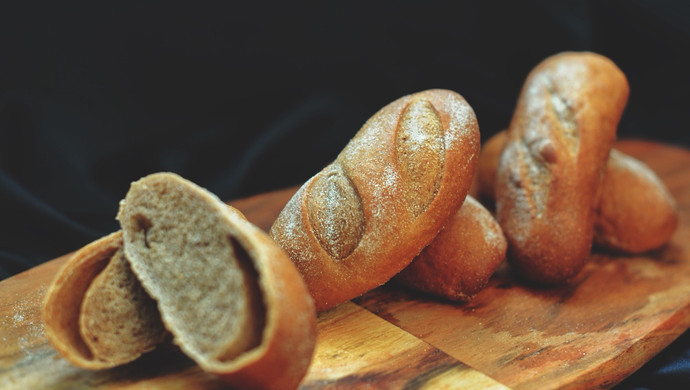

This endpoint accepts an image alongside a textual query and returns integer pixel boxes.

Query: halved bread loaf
[80,241,167,365]
[117,172,317,390]
[43,231,166,369]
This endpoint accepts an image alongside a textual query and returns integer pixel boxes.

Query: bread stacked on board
[41,53,680,388]
[44,173,317,390]
[494,52,630,284]
[475,130,678,255]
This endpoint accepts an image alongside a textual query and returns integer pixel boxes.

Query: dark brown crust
[394,196,507,302]
[495,52,629,284]
[270,89,480,311]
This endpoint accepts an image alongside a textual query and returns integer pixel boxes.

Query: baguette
[43,231,166,369]
[395,196,507,302]
[478,131,678,253]
[117,172,317,390]
[270,89,480,311]
[495,52,629,284]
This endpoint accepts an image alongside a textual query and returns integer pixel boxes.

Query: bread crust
[495,52,629,284]
[395,196,507,302]
[270,89,480,311]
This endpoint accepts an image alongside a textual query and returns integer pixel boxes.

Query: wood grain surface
[0,140,688,389]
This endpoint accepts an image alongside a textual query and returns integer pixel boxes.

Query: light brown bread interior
[43,232,138,369]
[594,149,679,253]
[117,174,264,363]
[80,245,167,364]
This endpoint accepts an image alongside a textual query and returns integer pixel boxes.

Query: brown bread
[495,52,629,284]
[118,172,317,390]
[594,149,679,253]
[269,89,480,311]
[395,196,507,302]
[79,243,167,365]
[478,131,678,254]
[43,232,166,369]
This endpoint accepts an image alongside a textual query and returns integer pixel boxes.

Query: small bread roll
[395,196,507,302]
[594,150,679,253]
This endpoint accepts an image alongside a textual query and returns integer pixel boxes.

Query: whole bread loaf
[395,195,507,302]
[478,131,678,254]
[43,231,166,369]
[594,149,678,253]
[495,52,629,284]
[117,172,317,390]
[270,89,480,311]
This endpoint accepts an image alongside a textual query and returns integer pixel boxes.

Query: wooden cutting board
[1,140,688,389]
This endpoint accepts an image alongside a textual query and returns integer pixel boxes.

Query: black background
[1,1,689,387]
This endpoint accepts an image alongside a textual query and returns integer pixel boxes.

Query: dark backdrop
[1,1,689,387]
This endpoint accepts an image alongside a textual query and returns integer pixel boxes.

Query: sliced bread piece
[80,242,167,364]
[117,172,317,390]
[43,231,166,369]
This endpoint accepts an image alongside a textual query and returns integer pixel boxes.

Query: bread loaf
[395,196,507,302]
[594,149,678,253]
[270,89,480,311]
[478,131,678,253]
[495,52,629,284]
[79,240,167,365]
[43,231,166,369]
[117,172,317,390]
[475,130,508,204]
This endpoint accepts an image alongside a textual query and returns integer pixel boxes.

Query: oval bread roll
[594,149,679,253]
[117,172,317,390]
[270,89,480,311]
[496,52,629,284]
[478,131,678,254]
[395,196,507,302]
